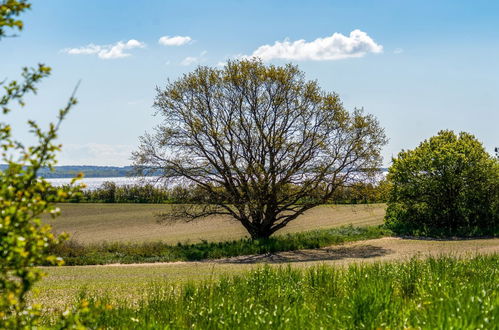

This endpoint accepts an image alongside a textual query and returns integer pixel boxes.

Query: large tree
[134,60,387,239]
[385,130,499,236]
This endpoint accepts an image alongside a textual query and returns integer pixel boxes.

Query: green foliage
[0,0,80,327]
[49,225,390,265]
[0,0,30,39]
[55,294,114,329]
[328,179,391,204]
[67,180,389,204]
[385,130,499,236]
[49,255,499,328]
[68,182,173,203]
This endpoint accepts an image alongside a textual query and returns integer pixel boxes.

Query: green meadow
[33,203,498,328]
[38,255,498,329]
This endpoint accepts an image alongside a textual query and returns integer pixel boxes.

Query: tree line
[63,179,391,204]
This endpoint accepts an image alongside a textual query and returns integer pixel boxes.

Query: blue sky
[1,0,498,166]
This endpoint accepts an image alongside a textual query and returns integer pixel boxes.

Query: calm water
[46,176,161,190]
[47,172,388,190]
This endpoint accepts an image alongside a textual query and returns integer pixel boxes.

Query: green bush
[0,1,81,327]
[385,130,499,236]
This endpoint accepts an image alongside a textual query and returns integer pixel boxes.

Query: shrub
[0,1,81,326]
[385,130,499,236]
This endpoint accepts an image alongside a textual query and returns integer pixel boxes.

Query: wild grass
[45,255,499,329]
[49,225,391,265]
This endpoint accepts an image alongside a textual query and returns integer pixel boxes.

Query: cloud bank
[62,39,145,59]
[158,35,192,46]
[247,30,382,61]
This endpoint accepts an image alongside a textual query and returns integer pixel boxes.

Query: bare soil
[46,203,385,244]
[217,236,499,265]
[89,236,499,268]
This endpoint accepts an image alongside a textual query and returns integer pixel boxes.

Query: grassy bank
[50,225,391,265]
[44,255,498,329]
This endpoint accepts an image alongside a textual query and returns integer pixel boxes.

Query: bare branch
[133,59,387,239]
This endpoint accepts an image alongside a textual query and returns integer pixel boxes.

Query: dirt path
[99,236,499,268]
[217,236,499,265]
[36,237,499,311]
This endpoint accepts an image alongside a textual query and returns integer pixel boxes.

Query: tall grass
[51,255,499,329]
[50,225,390,265]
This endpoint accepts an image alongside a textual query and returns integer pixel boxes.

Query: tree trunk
[247,222,275,240]
[248,214,278,240]
[250,229,273,240]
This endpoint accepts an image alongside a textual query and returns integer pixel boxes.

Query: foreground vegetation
[0,1,83,327]
[49,225,390,265]
[33,236,499,315]
[41,255,498,329]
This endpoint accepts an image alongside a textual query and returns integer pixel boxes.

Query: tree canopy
[134,59,387,239]
[385,130,499,236]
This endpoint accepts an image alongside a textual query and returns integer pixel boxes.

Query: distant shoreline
[0,165,141,178]
[1,164,389,179]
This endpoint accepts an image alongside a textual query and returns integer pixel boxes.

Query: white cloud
[59,143,134,166]
[62,39,146,59]
[180,50,208,66]
[158,35,192,46]
[65,44,101,55]
[180,56,198,66]
[246,30,382,61]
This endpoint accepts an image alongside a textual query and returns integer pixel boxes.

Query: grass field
[40,255,499,328]
[34,236,499,314]
[37,203,498,328]
[50,225,391,265]
[46,203,386,244]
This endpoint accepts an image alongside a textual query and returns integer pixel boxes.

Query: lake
[46,171,388,190]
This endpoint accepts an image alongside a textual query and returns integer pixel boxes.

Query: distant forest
[0,165,136,178]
